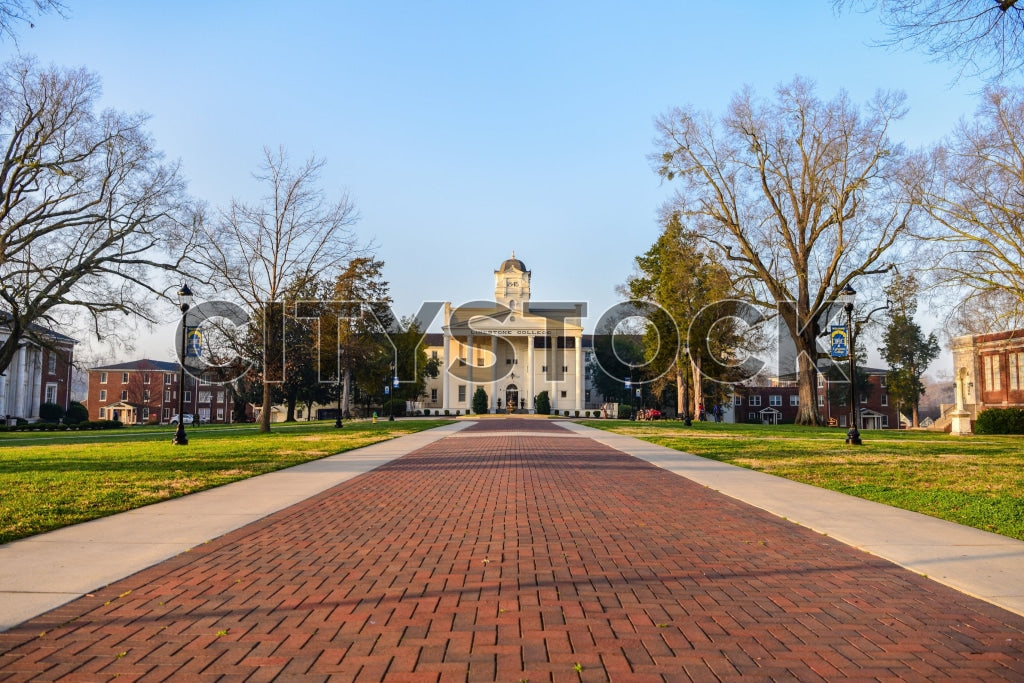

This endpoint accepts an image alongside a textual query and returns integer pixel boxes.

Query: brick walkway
[2,420,1024,681]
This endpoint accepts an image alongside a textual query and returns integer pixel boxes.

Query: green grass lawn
[0,419,451,544]
[589,420,1024,541]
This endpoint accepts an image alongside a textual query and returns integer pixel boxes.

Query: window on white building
[431,388,438,402]
[984,354,1002,391]
[1010,352,1023,390]
[560,391,567,398]
[458,385,466,402]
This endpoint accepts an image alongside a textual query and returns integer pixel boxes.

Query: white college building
[0,313,77,422]
[421,254,595,414]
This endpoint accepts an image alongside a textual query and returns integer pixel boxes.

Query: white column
[442,332,451,411]
[13,345,27,418]
[575,334,584,412]
[491,336,498,413]
[527,337,535,412]
[466,334,473,410]
[0,369,7,417]
[30,350,42,418]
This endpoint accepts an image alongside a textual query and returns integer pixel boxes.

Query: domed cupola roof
[498,250,527,273]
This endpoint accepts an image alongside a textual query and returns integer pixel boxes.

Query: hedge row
[0,419,124,433]
[973,408,1024,435]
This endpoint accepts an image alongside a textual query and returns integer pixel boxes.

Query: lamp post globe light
[172,283,193,446]
[838,283,861,446]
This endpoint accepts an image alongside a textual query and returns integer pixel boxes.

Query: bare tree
[916,87,1024,332]
[0,56,194,376]
[190,146,361,433]
[652,77,914,425]
[0,0,65,42]
[835,0,1024,81]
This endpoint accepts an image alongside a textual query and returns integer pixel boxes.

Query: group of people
[697,402,724,423]
[632,403,726,422]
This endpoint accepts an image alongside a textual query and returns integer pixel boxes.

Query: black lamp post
[335,372,343,428]
[172,283,193,446]
[389,372,398,421]
[625,377,633,420]
[839,283,861,446]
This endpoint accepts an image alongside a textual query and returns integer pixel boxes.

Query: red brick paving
[2,419,1024,681]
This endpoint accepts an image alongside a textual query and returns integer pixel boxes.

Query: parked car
[169,414,194,425]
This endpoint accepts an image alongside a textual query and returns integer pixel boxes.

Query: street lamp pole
[840,284,861,446]
[335,372,343,428]
[390,371,398,421]
[172,283,193,446]
[624,376,633,420]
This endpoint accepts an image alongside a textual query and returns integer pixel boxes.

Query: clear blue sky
[13,1,986,360]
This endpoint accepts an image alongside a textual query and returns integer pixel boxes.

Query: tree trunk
[285,395,296,422]
[691,355,703,419]
[260,381,272,433]
[911,403,920,429]
[793,326,824,426]
[676,355,685,417]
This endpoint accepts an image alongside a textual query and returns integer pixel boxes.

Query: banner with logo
[829,325,849,359]
[186,326,203,358]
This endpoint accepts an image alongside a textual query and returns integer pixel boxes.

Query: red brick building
[86,359,238,424]
[733,364,899,429]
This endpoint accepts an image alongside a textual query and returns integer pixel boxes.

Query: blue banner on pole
[186,326,203,358]
[829,326,849,359]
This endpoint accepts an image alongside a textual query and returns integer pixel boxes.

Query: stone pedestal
[950,409,973,436]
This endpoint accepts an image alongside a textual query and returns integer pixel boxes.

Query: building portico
[437,254,586,414]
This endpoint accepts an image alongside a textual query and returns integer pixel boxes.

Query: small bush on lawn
[974,408,1024,435]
